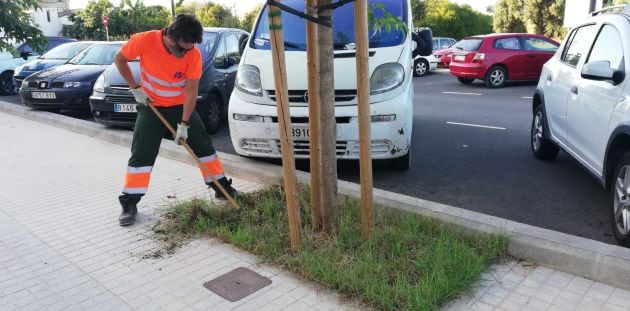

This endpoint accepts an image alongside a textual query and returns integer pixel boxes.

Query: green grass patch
[153,185,508,311]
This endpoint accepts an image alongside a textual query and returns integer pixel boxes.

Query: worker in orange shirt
[114,14,240,226]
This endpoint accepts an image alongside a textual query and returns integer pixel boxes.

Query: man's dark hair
[166,14,203,44]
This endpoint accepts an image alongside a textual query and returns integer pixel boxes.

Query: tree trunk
[317,0,338,236]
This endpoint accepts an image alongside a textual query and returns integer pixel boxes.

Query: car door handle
[528,54,536,58]
[546,74,552,82]
[571,86,578,95]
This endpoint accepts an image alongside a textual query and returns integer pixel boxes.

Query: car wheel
[485,65,507,88]
[413,59,429,77]
[531,105,559,160]
[389,151,410,170]
[205,94,222,134]
[457,77,474,84]
[0,71,15,95]
[611,152,630,246]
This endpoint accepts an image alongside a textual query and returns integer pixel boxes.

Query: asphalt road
[2,70,615,244]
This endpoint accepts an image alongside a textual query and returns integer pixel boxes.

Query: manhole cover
[203,267,272,302]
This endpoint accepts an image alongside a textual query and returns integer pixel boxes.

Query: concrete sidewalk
[2,110,630,311]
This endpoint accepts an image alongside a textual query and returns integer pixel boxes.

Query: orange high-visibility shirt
[120,30,202,107]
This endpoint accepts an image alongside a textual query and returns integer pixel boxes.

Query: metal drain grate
[203,267,272,302]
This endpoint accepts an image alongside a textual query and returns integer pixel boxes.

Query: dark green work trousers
[121,104,217,203]
[128,104,215,167]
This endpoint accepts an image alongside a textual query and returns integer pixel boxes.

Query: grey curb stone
[3,100,630,291]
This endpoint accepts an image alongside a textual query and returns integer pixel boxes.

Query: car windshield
[252,0,407,51]
[68,44,122,65]
[453,38,483,51]
[40,42,92,60]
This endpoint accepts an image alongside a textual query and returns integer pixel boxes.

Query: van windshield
[252,0,407,51]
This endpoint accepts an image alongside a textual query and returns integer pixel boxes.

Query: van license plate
[114,103,137,113]
[32,92,55,99]
[291,126,310,139]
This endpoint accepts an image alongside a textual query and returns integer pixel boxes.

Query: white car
[530,5,630,246]
[228,0,414,169]
[413,54,438,77]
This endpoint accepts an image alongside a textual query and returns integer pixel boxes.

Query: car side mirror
[20,51,32,60]
[227,56,238,67]
[238,34,249,55]
[581,60,625,85]
[215,57,228,69]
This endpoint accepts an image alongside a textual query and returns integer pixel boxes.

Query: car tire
[204,93,222,134]
[611,151,630,246]
[0,71,16,96]
[531,105,559,160]
[389,151,410,170]
[413,59,429,77]
[484,65,507,88]
[457,77,474,84]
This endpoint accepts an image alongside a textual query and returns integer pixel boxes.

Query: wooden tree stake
[268,1,302,250]
[354,0,374,238]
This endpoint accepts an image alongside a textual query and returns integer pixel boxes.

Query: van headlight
[236,65,262,96]
[93,75,105,93]
[370,63,404,94]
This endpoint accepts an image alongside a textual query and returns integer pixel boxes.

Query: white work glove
[130,86,149,105]
[174,122,189,145]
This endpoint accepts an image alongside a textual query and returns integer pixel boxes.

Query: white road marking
[442,91,483,96]
[521,96,533,99]
[446,122,507,130]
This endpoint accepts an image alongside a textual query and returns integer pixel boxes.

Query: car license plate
[114,103,137,113]
[454,54,465,61]
[291,126,310,139]
[31,92,55,99]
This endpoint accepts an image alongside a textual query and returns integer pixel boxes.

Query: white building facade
[30,0,74,37]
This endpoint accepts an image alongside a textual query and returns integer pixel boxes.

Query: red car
[448,33,559,88]
[433,47,454,68]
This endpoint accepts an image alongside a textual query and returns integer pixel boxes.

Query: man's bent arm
[182,79,200,123]
[114,52,139,89]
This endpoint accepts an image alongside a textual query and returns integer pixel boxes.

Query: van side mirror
[238,34,249,55]
[20,51,32,60]
[581,60,625,85]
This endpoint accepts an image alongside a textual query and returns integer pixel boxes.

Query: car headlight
[236,65,262,96]
[370,63,404,94]
[93,75,105,93]
[64,81,92,88]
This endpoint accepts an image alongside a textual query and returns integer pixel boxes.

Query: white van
[228,0,413,169]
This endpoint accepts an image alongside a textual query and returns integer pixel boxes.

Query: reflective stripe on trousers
[199,154,225,183]
[123,166,152,194]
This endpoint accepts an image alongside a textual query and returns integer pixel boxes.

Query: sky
[69,0,496,17]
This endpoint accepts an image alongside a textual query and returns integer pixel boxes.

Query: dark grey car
[90,27,248,134]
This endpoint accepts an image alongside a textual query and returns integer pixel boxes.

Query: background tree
[541,0,566,39]
[417,0,492,40]
[63,0,170,40]
[240,4,262,32]
[176,1,239,28]
[493,0,526,33]
[0,0,47,53]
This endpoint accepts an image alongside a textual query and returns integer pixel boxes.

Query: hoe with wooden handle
[146,100,240,210]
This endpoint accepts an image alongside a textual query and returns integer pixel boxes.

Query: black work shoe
[119,205,137,226]
[210,178,243,200]
[118,194,140,226]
